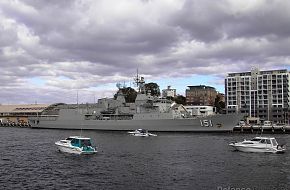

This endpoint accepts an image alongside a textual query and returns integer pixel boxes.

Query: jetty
[233,120,290,134]
[0,121,31,128]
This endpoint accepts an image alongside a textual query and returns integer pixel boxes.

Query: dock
[233,125,289,134]
[0,122,31,128]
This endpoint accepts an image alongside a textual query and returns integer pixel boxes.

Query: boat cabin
[137,129,148,133]
[68,136,93,148]
[245,137,278,147]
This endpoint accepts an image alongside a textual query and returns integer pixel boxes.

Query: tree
[214,94,225,113]
[166,96,174,101]
[114,87,137,103]
[144,82,160,97]
[173,95,186,105]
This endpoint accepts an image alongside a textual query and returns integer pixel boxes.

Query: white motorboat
[128,129,157,137]
[229,137,286,153]
[55,136,97,154]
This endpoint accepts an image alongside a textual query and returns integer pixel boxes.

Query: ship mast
[134,69,145,93]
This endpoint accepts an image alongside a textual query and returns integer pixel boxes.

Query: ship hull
[29,113,244,132]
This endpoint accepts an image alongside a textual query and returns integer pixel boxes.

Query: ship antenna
[134,69,145,93]
[134,69,140,92]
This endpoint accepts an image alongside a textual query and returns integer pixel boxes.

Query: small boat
[55,136,97,154]
[229,136,286,153]
[128,129,157,137]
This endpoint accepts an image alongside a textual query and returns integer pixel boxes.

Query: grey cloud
[0,28,17,47]
[226,1,290,39]
[0,0,290,103]
[170,0,290,42]
[169,0,231,42]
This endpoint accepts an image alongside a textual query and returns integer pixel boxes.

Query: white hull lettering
[200,120,213,127]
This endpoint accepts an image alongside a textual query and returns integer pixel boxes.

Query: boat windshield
[81,139,92,147]
[138,129,147,133]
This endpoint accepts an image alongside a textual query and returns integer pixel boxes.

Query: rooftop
[0,104,51,113]
[227,69,289,77]
[187,85,216,90]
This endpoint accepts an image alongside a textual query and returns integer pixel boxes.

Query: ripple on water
[0,128,290,190]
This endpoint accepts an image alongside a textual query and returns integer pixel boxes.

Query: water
[0,128,290,190]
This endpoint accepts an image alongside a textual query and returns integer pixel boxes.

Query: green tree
[144,82,160,96]
[214,94,225,113]
[174,95,186,105]
[166,96,174,101]
[114,87,137,103]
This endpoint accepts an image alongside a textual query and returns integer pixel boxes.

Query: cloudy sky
[1,0,290,104]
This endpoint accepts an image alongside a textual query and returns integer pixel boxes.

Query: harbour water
[0,127,290,190]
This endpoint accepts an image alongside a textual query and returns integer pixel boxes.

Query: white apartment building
[225,68,290,124]
[162,86,176,98]
[184,105,215,116]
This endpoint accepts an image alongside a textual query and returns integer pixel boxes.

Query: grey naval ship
[29,75,244,132]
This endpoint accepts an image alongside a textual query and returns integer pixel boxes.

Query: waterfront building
[185,85,217,106]
[0,104,51,124]
[225,68,290,124]
[162,86,176,98]
[184,105,215,116]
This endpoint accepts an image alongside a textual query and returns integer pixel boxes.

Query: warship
[29,74,244,132]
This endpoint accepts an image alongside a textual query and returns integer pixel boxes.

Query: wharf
[233,125,290,134]
[0,122,31,128]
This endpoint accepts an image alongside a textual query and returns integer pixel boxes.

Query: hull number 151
[200,120,213,127]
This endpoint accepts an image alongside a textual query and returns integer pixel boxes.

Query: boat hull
[55,142,97,154]
[130,133,150,137]
[30,113,244,132]
[229,144,285,153]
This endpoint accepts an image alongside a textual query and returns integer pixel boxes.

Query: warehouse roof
[0,104,51,113]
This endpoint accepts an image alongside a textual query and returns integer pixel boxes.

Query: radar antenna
[116,82,127,90]
[134,69,145,93]
[116,82,122,89]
